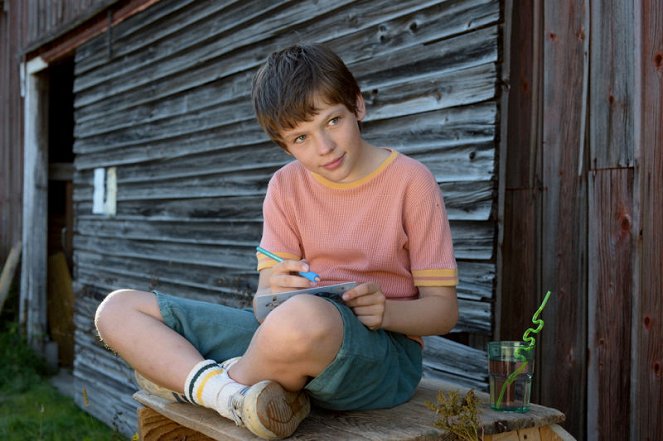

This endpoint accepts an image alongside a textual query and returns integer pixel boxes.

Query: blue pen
[256,246,320,282]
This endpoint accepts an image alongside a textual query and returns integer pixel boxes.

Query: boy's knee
[94,289,146,336]
[260,295,342,355]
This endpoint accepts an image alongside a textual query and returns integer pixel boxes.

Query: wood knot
[654,52,663,71]
[549,32,557,41]
[643,315,652,330]
[522,80,529,93]
[620,214,631,232]
[576,28,585,41]
[654,361,661,378]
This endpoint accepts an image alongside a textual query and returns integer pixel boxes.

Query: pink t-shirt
[257,149,457,298]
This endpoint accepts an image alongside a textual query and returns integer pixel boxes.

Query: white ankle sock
[184,359,248,422]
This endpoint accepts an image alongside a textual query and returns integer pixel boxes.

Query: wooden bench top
[134,378,572,440]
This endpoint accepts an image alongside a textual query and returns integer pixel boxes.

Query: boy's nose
[316,133,335,155]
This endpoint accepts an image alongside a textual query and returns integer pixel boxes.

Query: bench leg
[484,424,575,441]
[138,406,216,441]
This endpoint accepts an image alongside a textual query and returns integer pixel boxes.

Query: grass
[0,322,126,441]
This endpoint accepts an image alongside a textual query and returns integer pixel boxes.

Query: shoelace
[228,387,248,426]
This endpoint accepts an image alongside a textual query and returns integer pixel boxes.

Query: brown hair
[252,43,362,149]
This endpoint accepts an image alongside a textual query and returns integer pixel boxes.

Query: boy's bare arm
[343,284,458,336]
[386,286,458,335]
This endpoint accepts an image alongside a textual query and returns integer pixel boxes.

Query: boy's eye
[328,117,340,126]
[293,135,307,144]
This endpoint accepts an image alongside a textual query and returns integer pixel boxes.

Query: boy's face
[279,94,371,183]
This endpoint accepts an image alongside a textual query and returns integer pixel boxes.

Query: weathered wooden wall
[0,1,25,268]
[1,0,115,280]
[69,0,502,435]
[23,0,118,49]
[633,1,663,439]
[501,0,663,440]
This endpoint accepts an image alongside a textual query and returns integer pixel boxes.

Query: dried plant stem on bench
[425,389,480,441]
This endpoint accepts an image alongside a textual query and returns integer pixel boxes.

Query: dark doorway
[47,56,75,368]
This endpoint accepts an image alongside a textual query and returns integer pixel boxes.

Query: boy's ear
[355,94,367,121]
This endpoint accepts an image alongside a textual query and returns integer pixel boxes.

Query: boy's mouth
[322,153,345,170]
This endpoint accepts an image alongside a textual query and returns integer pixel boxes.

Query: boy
[95,43,458,440]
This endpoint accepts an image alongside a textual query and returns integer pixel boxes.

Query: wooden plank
[518,427,541,441]
[587,169,632,440]
[539,424,577,441]
[632,0,663,439]
[133,378,565,440]
[422,336,488,389]
[0,241,22,314]
[504,2,541,191]
[538,1,589,438]
[485,432,520,441]
[455,299,490,333]
[499,190,540,341]
[588,0,635,168]
[138,406,215,441]
[20,63,50,349]
[0,0,26,270]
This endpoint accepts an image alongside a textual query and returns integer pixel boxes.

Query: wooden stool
[134,378,575,440]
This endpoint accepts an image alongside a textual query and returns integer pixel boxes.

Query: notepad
[254,282,357,321]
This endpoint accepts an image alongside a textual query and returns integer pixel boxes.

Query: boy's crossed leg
[95,290,343,439]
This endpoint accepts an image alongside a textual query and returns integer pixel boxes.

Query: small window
[92,167,116,215]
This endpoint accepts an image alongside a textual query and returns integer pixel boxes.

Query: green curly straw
[495,291,552,409]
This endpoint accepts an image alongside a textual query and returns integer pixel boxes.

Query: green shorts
[155,291,422,411]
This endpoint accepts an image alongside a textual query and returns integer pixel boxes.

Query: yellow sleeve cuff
[412,268,458,287]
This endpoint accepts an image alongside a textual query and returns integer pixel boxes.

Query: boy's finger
[270,273,314,292]
[274,259,310,274]
[343,283,375,301]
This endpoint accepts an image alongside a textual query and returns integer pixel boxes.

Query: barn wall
[23,0,118,48]
[70,0,502,434]
[501,0,663,439]
[0,1,26,266]
[1,0,116,312]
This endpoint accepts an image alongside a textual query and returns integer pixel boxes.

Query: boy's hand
[266,259,316,293]
[342,282,386,330]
